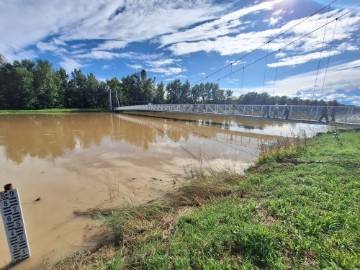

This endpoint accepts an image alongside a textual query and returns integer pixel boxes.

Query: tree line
[0,58,338,110]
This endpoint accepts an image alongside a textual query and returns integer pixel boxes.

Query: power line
[211,7,355,84]
[320,18,339,97]
[193,0,339,85]
[312,2,333,100]
[272,49,281,96]
[262,42,270,92]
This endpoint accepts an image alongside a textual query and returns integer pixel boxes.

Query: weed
[258,135,306,164]
[166,169,238,207]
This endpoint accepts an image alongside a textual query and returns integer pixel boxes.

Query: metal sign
[0,189,31,263]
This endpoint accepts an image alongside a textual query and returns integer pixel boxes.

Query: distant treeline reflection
[0,114,278,164]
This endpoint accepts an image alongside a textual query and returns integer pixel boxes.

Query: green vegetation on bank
[0,108,105,114]
[1,58,339,111]
[49,130,360,270]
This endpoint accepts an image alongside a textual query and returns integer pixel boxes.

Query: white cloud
[96,40,127,51]
[225,59,246,66]
[148,67,186,76]
[264,9,284,26]
[231,59,360,105]
[36,40,68,54]
[268,15,281,26]
[169,28,280,56]
[127,64,143,70]
[164,74,187,81]
[36,42,58,52]
[52,38,67,46]
[159,1,276,47]
[268,41,359,67]
[76,50,123,60]
[145,58,180,68]
[75,50,162,61]
[0,0,98,59]
[59,57,83,73]
[125,57,185,76]
[167,8,360,62]
[4,50,37,62]
[268,49,339,67]
[0,0,225,61]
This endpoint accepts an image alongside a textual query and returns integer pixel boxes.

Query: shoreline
[0,109,106,115]
[43,128,359,269]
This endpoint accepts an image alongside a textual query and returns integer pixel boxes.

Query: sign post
[0,183,31,263]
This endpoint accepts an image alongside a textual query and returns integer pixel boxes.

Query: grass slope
[50,130,360,270]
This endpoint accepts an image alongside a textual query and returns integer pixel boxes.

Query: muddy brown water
[0,113,328,269]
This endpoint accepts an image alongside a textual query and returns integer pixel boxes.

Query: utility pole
[108,86,112,111]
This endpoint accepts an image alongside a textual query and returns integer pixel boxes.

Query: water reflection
[0,114,111,163]
[0,113,281,164]
[133,112,328,137]
[0,113,328,269]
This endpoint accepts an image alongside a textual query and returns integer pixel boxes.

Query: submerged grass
[47,129,360,270]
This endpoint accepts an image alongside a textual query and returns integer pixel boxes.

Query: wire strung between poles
[211,8,355,84]
[262,41,270,92]
[240,67,245,94]
[312,2,332,100]
[320,18,338,97]
[194,0,339,85]
[272,49,281,96]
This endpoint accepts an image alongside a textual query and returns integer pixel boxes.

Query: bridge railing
[115,104,360,125]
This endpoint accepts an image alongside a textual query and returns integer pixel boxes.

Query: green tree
[225,89,233,103]
[85,73,99,108]
[191,84,201,103]
[106,78,122,108]
[65,69,87,108]
[121,74,138,105]
[54,68,68,108]
[140,70,155,103]
[153,82,165,104]
[166,79,182,103]
[0,61,35,109]
[33,60,61,109]
[180,80,191,103]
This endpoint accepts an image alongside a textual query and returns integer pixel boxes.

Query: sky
[1,0,359,105]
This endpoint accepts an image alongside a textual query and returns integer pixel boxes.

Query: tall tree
[153,82,165,104]
[140,70,155,103]
[225,89,233,103]
[33,60,61,108]
[0,61,35,109]
[121,74,138,105]
[55,68,68,108]
[191,84,201,103]
[65,69,87,108]
[180,80,191,103]
[166,79,182,103]
[85,73,99,108]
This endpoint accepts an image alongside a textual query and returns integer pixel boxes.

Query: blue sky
[1,0,359,105]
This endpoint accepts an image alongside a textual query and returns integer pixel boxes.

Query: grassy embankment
[0,108,105,114]
[48,129,360,269]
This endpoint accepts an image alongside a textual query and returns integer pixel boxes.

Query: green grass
[0,108,106,114]
[49,130,360,270]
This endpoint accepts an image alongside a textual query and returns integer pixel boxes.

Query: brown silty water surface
[0,113,328,269]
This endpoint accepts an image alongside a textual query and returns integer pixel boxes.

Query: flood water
[0,113,328,269]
